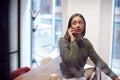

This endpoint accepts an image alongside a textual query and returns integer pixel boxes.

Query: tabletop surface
[15,57,62,80]
[14,56,95,80]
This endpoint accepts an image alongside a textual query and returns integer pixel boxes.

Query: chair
[85,58,101,80]
[10,67,31,80]
[40,57,52,64]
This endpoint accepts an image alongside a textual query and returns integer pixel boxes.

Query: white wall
[62,0,113,79]
[99,0,113,79]
[20,0,31,67]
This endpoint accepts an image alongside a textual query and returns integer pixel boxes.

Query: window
[111,0,120,77]
[31,0,62,67]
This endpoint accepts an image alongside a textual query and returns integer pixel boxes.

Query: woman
[58,13,119,80]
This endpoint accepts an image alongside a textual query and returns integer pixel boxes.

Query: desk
[15,56,96,80]
[15,57,62,80]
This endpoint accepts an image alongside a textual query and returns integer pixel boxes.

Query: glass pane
[111,0,120,77]
[31,0,62,67]
[40,0,52,14]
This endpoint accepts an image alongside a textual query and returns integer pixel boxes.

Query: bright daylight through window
[31,0,62,67]
[111,0,120,78]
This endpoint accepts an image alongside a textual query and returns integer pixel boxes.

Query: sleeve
[86,39,118,79]
[58,38,79,65]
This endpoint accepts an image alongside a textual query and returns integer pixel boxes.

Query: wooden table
[15,57,62,80]
[14,56,97,80]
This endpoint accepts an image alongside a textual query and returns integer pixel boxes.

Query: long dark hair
[64,13,86,41]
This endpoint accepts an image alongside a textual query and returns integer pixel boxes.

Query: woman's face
[71,16,85,35]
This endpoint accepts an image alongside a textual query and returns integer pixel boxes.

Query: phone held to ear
[72,32,76,36]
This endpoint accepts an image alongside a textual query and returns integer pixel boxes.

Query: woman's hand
[113,77,120,80]
[68,27,76,41]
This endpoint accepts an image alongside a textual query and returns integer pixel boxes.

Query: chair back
[10,67,31,80]
[40,57,52,64]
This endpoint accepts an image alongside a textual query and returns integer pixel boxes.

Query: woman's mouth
[76,29,82,33]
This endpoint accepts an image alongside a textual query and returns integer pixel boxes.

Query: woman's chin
[76,32,82,35]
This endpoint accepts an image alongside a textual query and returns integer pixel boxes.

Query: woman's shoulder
[82,38,92,45]
[59,37,89,42]
[82,38,93,46]
[59,37,65,41]
[58,37,70,46]
[59,37,69,43]
[82,37,89,42]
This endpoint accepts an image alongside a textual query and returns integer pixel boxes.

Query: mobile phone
[72,32,76,36]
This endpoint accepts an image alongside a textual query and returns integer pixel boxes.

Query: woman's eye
[72,21,83,25]
[72,22,77,25]
[78,21,83,24]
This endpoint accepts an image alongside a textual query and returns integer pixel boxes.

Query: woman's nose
[76,24,80,28]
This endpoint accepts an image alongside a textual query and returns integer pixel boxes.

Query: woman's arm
[86,39,119,80]
[58,38,79,65]
[114,76,120,80]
